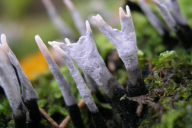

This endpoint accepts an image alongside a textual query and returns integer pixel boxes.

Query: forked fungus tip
[119,7,127,18]
[92,14,105,25]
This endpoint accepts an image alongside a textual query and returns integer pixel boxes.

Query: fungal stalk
[63,0,86,35]
[153,0,177,32]
[92,6,141,86]
[138,0,164,36]
[153,0,192,48]
[1,34,41,124]
[0,39,20,94]
[54,45,108,128]
[35,35,85,128]
[41,0,73,38]
[0,45,28,128]
[165,0,188,26]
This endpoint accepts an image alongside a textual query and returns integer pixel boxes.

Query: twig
[39,108,59,128]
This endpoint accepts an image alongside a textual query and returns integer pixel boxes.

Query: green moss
[0,95,13,128]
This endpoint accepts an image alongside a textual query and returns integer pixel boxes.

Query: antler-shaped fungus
[49,21,114,96]
[93,6,141,86]
[54,45,108,128]
[50,19,148,127]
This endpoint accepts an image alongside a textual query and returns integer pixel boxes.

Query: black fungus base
[14,103,27,128]
[68,104,85,128]
[124,1,144,13]
[175,25,192,49]
[24,99,41,127]
[91,111,108,128]
[162,29,179,50]
[0,86,5,95]
[108,78,148,128]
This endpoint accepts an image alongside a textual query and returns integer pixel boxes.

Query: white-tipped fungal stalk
[0,43,20,94]
[138,0,164,36]
[35,35,77,106]
[41,0,73,38]
[35,35,85,128]
[153,0,177,32]
[165,0,188,25]
[92,6,141,85]
[1,34,38,103]
[0,45,28,128]
[49,21,115,95]
[1,34,41,124]
[63,0,86,35]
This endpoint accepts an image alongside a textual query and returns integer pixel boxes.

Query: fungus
[93,6,142,86]
[165,0,188,26]
[153,0,192,48]
[153,0,177,32]
[35,35,85,128]
[165,0,192,48]
[54,45,108,128]
[1,34,41,125]
[50,17,148,127]
[0,44,28,128]
[63,0,86,35]
[41,0,73,38]
[138,0,164,36]
[137,0,178,49]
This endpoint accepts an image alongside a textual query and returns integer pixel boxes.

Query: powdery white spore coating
[35,35,77,106]
[1,34,38,102]
[153,0,177,32]
[54,45,98,112]
[93,6,140,85]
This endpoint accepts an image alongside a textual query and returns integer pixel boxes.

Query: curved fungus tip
[1,34,10,52]
[86,20,92,33]
[64,38,71,44]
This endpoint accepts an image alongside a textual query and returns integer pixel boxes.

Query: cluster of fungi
[0,0,191,128]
